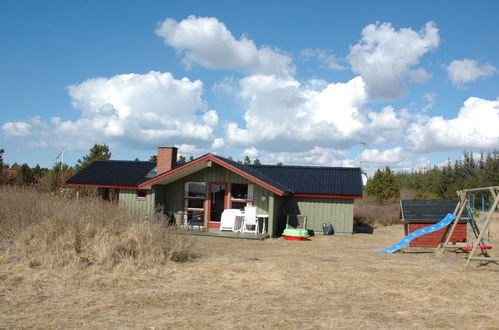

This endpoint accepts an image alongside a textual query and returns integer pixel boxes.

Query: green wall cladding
[119,189,156,215]
[153,166,276,235]
[281,197,353,234]
[117,165,355,236]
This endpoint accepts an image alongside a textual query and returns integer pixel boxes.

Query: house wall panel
[118,189,155,215]
[282,197,353,234]
[154,166,276,235]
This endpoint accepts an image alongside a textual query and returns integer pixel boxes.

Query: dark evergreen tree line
[396,151,499,199]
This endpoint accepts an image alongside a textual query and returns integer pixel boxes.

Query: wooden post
[464,189,499,269]
[76,190,79,203]
[436,193,466,256]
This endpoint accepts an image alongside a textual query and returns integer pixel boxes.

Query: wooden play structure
[436,186,499,269]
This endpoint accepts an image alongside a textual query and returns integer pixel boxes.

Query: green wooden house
[67,147,363,237]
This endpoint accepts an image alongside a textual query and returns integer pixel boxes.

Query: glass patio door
[209,183,227,226]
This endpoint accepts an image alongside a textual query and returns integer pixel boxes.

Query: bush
[364,167,400,204]
[415,191,441,200]
[0,186,194,271]
[354,194,401,227]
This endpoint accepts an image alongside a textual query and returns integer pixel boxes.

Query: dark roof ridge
[213,155,292,192]
[92,159,156,164]
[248,164,361,170]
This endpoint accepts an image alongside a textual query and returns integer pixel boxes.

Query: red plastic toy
[464,244,493,251]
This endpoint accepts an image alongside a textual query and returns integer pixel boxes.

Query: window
[230,183,254,210]
[136,189,148,199]
[185,182,206,198]
[183,182,206,225]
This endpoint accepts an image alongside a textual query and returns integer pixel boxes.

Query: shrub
[0,186,194,271]
[354,194,401,227]
[364,167,400,204]
[415,191,441,200]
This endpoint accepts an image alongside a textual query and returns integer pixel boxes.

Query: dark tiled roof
[401,200,459,222]
[247,164,363,196]
[213,155,290,192]
[66,160,156,187]
[68,155,363,197]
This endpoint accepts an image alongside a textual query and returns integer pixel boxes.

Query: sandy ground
[1,222,499,329]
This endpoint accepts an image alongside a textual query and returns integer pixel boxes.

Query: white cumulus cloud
[407,97,499,152]
[7,71,219,150]
[156,16,294,77]
[225,75,368,151]
[358,147,411,168]
[447,59,497,86]
[2,121,32,136]
[348,21,439,100]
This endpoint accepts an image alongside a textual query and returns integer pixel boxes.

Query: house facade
[67,147,363,237]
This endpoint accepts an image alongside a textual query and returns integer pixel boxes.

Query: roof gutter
[66,183,139,190]
[293,193,362,199]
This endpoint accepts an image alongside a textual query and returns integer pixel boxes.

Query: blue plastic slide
[376,213,457,253]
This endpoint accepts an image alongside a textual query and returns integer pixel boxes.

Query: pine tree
[75,144,111,171]
[365,167,400,204]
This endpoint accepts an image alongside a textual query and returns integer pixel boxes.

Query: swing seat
[464,244,492,251]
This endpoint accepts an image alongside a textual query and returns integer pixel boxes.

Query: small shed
[400,200,467,247]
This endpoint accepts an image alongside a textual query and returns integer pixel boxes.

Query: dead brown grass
[354,195,401,227]
[0,186,194,271]
[1,187,499,329]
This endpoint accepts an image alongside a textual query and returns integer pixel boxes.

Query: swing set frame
[436,186,499,269]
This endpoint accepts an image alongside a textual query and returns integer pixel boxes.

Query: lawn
[1,220,498,329]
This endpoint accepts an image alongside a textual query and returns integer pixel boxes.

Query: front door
[208,183,227,227]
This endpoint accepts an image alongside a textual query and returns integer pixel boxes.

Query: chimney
[157,146,178,174]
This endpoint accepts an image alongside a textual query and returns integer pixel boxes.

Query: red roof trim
[293,193,362,199]
[139,154,287,196]
[66,183,139,190]
[138,154,212,187]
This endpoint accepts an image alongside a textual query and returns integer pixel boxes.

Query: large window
[230,183,254,210]
[184,182,206,226]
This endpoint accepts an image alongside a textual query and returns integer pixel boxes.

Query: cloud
[407,97,499,152]
[225,75,368,151]
[348,21,439,100]
[447,59,497,86]
[241,147,259,158]
[2,121,32,136]
[368,105,406,130]
[422,92,437,112]
[300,48,346,70]
[5,71,219,150]
[156,16,294,77]
[358,147,411,168]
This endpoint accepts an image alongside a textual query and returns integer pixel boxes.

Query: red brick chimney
[157,147,178,174]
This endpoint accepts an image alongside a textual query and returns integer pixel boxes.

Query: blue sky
[1,0,498,175]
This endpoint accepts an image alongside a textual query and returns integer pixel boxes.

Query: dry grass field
[1,187,499,329]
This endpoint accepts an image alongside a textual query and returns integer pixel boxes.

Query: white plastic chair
[220,209,236,231]
[242,206,258,234]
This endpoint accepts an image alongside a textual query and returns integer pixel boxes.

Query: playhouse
[400,200,467,247]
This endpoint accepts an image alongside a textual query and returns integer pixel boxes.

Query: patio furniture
[187,212,204,231]
[242,206,258,234]
[220,209,243,231]
[256,214,269,233]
